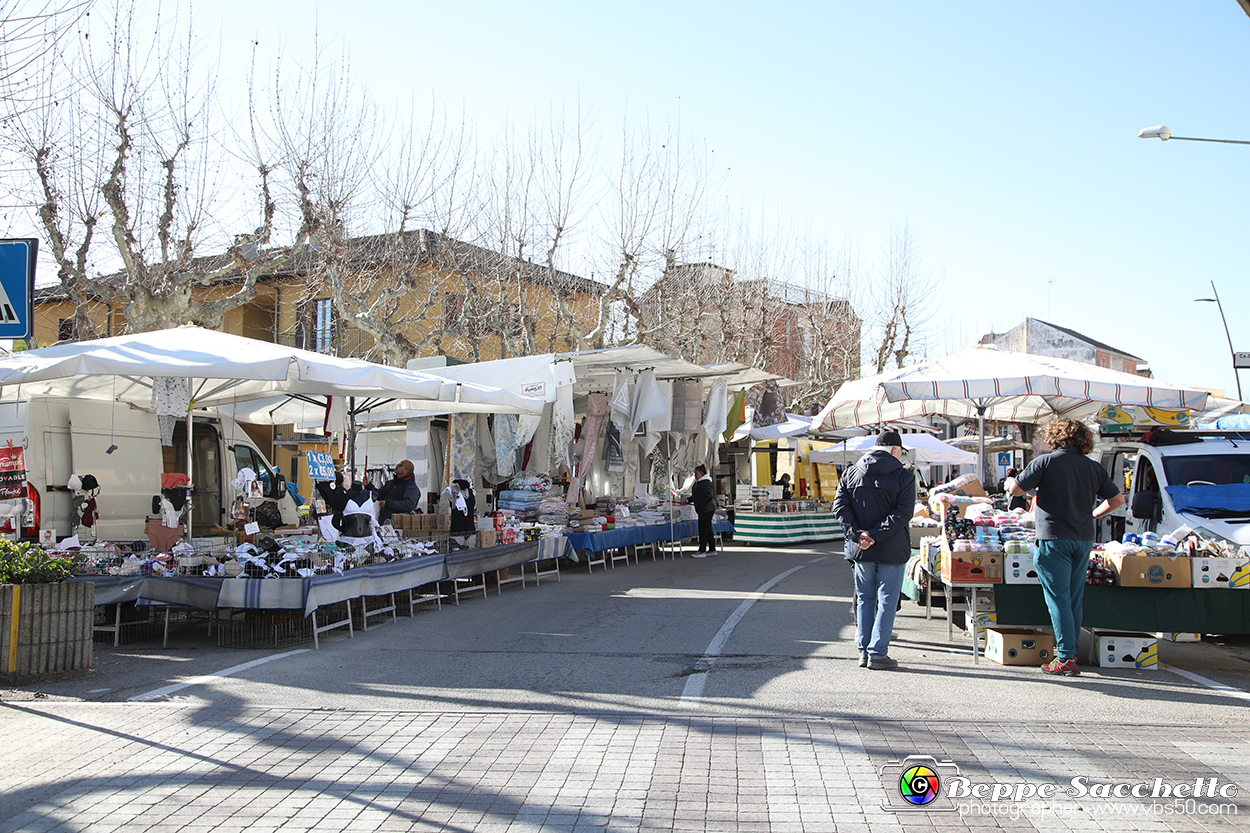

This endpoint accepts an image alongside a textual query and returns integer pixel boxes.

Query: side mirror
[266,471,286,499]
[1131,491,1158,521]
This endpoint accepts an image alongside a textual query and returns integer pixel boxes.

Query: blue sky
[53,2,1250,395]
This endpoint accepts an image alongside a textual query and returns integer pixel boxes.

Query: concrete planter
[0,582,94,685]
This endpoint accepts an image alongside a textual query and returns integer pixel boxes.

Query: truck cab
[1092,430,1250,549]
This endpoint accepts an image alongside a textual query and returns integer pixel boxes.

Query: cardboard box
[1110,554,1191,588]
[941,552,1003,584]
[1155,632,1201,642]
[1005,550,1041,585]
[1096,632,1158,669]
[477,529,498,548]
[908,525,938,550]
[985,627,1055,666]
[1191,557,1250,589]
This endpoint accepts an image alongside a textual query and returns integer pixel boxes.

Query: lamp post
[1138,125,1250,145]
[1195,281,1243,402]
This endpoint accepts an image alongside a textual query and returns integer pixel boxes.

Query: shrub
[0,539,78,584]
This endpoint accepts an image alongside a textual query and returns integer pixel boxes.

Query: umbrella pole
[977,406,987,491]
[185,379,194,547]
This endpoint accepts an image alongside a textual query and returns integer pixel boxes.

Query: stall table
[564,519,734,567]
[731,511,843,545]
[993,584,1250,634]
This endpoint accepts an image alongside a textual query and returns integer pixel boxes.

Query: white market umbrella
[808,433,977,466]
[812,346,1210,482]
[729,408,812,442]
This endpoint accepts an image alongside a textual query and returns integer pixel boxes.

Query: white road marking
[679,564,810,704]
[1164,664,1250,702]
[129,649,310,701]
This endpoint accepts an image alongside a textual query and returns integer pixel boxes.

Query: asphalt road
[10,540,1250,726]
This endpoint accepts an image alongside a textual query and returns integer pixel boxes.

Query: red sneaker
[1041,658,1080,676]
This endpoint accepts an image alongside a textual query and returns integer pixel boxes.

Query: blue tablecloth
[74,539,572,617]
[564,519,733,553]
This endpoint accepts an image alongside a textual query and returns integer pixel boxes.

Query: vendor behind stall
[366,460,422,524]
[775,473,793,500]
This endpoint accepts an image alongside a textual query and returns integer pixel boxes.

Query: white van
[1092,430,1250,549]
[0,396,299,542]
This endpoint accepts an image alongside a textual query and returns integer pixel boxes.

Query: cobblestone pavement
[2,702,1248,832]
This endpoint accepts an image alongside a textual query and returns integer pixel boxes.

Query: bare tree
[4,1,305,341]
[870,221,940,373]
[0,0,92,116]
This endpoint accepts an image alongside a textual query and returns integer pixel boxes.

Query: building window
[58,318,74,342]
[311,299,333,353]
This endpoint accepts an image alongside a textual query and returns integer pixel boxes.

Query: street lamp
[1195,281,1243,402]
[1137,125,1250,145]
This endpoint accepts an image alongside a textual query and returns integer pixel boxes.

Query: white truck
[1091,429,1250,549]
[0,396,299,542]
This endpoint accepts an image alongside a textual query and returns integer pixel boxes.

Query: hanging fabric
[551,384,576,474]
[566,392,609,505]
[494,414,525,478]
[703,378,729,442]
[630,369,667,432]
[477,414,505,485]
[608,369,634,431]
[448,413,477,486]
[723,388,748,442]
[407,417,432,495]
[522,401,554,476]
[752,379,786,427]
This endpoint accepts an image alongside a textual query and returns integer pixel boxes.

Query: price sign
[306,451,336,481]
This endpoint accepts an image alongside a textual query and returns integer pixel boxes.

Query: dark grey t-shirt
[1015,447,1121,541]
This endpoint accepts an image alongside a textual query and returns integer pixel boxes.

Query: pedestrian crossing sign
[0,239,37,339]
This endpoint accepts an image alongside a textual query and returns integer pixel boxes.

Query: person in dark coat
[367,459,422,525]
[689,464,717,557]
[776,473,793,500]
[833,430,916,671]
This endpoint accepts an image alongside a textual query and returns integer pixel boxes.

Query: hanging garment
[703,378,729,443]
[723,388,748,442]
[602,421,624,472]
[339,494,380,548]
[145,518,184,552]
[324,396,349,455]
[151,377,191,448]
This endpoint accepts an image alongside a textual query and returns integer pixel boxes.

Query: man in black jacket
[368,460,422,525]
[833,430,915,670]
[689,464,717,557]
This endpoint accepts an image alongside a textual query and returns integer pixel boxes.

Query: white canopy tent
[808,433,977,466]
[0,326,543,416]
[812,346,1210,482]
[0,327,544,539]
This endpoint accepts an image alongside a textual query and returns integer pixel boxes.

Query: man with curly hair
[1006,419,1124,676]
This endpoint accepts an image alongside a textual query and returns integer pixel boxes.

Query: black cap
[875,430,904,448]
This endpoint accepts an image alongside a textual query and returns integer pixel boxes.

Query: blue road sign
[0,239,37,339]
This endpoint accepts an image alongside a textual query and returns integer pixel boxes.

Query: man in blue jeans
[1007,419,1124,676]
[833,430,916,671]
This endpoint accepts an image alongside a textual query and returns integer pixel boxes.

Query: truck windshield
[1162,455,1250,487]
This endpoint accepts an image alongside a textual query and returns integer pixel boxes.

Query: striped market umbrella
[812,346,1209,482]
